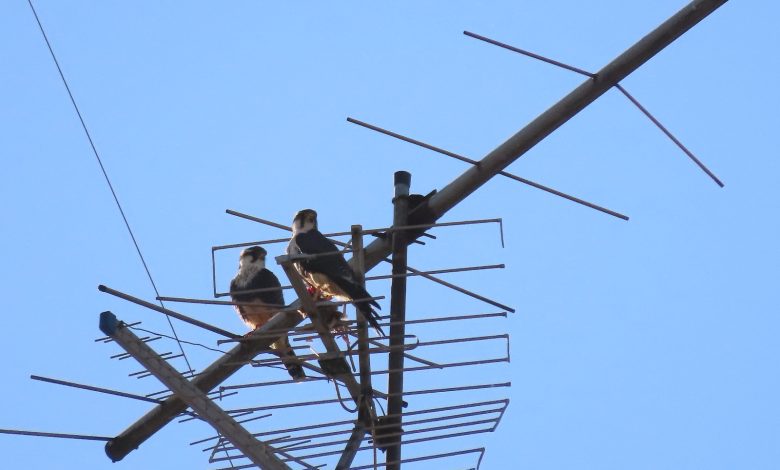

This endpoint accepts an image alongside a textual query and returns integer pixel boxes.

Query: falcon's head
[292,209,318,233]
[238,245,267,270]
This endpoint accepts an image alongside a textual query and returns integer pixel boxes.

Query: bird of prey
[230,245,305,381]
[287,209,384,335]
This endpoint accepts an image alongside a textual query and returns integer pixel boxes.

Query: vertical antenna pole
[335,226,375,470]
[350,225,373,403]
[387,171,411,469]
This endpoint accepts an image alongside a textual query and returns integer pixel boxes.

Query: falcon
[287,209,384,335]
[230,245,305,381]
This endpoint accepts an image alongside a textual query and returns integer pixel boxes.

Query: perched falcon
[287,209,384,335]
[230,245,305,381]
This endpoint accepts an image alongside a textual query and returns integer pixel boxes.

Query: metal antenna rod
[0,429,111,442]
[360,0,728,272]
[463,30,724,187]
[614,84,724,187]
[346,117,628,220]
[99,285,240,339]
[30,375,166,406]
[464,30,595,77]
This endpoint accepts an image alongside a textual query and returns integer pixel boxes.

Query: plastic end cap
[99,311,118,336]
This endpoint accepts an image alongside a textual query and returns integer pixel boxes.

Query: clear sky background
[1,1,778,469]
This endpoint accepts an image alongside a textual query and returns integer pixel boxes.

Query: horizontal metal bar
[403,311,508,325]
[98,285,240,339]
[283,248,355,262]
[176,403,250,424]
[346,331,441,369]
[0,428,110,442]
[183,296,381,319]
[195,399,507,449]
[293,315,508,345]
[94,321,141,342]
[210,406,505,455]
[350,447,485,470]
[30,375,163,406]
[417,333,508,348]
[242,339,421,368]
[222,382,510,415]
[464,30,594,77]
[226,209,290,231]
[367,263,504,281]
[212,236,293,251]
[347,117,628,221]
[225,209,498,239]
[212,263,505,298]
[236,413,273,426]
[214,416,499,458]
[367,357,509,377]
[277,333,505,367]
[279,428,495,465]
[402,263,515,312]
[291,311,508,342]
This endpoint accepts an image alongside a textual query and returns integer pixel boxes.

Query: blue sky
[2,1,779,469]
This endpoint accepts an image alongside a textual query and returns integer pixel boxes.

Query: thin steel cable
[27,0,194,375]
[128,326,227,356]
[333,379,358,414]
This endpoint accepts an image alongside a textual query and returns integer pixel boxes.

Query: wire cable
[26,0,194,376]
[128,325,228,356]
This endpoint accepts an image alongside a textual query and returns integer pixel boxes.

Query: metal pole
[335,225,374,470]
[360,0,728,271]
[98,311,291,470]
[351,225,373,404]
[386,171,410,469]
[98,285,240,339]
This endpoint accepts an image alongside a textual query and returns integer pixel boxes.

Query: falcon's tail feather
[335,280,385,336]
[356,302,385,337]
[273,335,306,382]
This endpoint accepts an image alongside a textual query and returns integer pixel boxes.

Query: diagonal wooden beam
[103,306,309,462]
[99,311,292,470]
